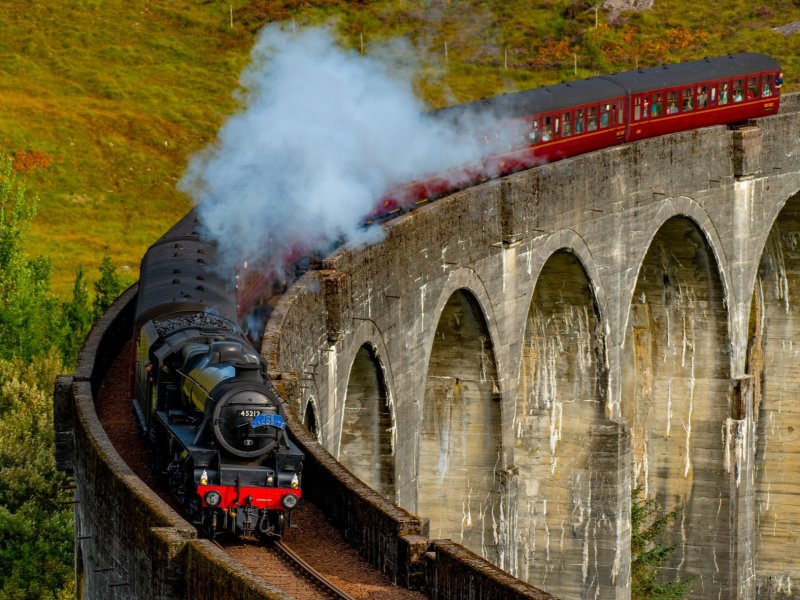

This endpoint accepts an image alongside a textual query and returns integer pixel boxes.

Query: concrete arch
[518,230,611,348]
[419,267,504,393]
[622,213,731,598]
[417,285,504,565]
[511,231,611,413]
[509,248,611,598]
[617,196,732,350]
[338,342,396,499]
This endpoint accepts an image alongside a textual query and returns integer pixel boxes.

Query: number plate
[249,413,286,429]
[237,409,263,417]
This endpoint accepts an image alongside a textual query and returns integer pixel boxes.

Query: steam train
[131,212,303,539]
[130,52,781,538]
[368,52,782,220]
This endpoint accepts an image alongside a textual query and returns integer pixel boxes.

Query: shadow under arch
[418,288,503,564]
[509,249,610,597]
[339,343,395,499]
[302,397,319,440]
[748,190,800,591]
[622,214,730,598]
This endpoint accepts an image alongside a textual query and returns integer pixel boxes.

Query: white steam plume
[180,25,508,271]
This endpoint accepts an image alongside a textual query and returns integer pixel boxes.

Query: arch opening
[418,289,502,563]
[749,192,800,589]
[510,250,608,596]
[303,399,319,441]
[339,344,395,499]
[622,216,729,597]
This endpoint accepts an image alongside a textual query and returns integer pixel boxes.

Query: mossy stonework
[58,96,800,599]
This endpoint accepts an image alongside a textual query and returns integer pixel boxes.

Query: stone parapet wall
[60,270,549,598]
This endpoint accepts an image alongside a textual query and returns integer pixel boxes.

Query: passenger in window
[667,101,678,114]
[776,72,784,90]
[562,114,572,137]
[642,99,649,118]
[763,77,772,97]
[733,80,744,102]
[588,109,598,131]
[748,79,758,99]
[529,122,540,145]
[720,83,730,104]
[542,120,553,142]
[600,112,609,127]
[697,87,708,108]
[575,110,585,134]
[651,94,663,117]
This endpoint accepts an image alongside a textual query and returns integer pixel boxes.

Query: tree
[0,354,74,600]
[0,154,62,362]
[92,255,124,321]
[630,484,694,600]
[60,266,92,365]
[0,154,76,598]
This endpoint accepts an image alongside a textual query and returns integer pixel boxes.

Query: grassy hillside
[2,0,799,296]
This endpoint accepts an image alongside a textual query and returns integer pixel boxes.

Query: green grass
[2,0,799,296]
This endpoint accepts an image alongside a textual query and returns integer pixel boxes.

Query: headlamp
[281,493,298,510]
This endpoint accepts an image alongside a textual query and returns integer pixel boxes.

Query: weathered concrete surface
[264,96,800,599]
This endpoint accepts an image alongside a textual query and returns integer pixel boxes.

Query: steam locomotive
[129,52,781,539]
[131,211,303,540]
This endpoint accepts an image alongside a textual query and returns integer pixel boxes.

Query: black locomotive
[131,210,303,539]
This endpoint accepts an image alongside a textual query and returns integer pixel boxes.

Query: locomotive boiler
[131,212,303,539]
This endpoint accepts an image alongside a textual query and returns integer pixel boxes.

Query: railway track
[213,538,355,600]
[273,540,356,600]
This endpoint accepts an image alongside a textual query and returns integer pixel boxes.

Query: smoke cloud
[180,25,508,272]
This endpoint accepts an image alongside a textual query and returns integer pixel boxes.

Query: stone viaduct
[57,96,800,600]
[264,96,800,600]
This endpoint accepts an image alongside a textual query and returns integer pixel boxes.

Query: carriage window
[763,75,774,97]
[733,79,744,102]
[588,107,598,131]
[682,88,693,111]
[575,110,585,134]
[720,82,730,105]
[600,105,610,128]
[667,91,679,114]
[529,119,540,145]
[748,77,759,100]
[562,112,571,137]
[617,104,624,123]
[697,86,709,108]
[710,86,717,105]
[634,97,642,121]
[650,93,663,117]
[543,116,553,142]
